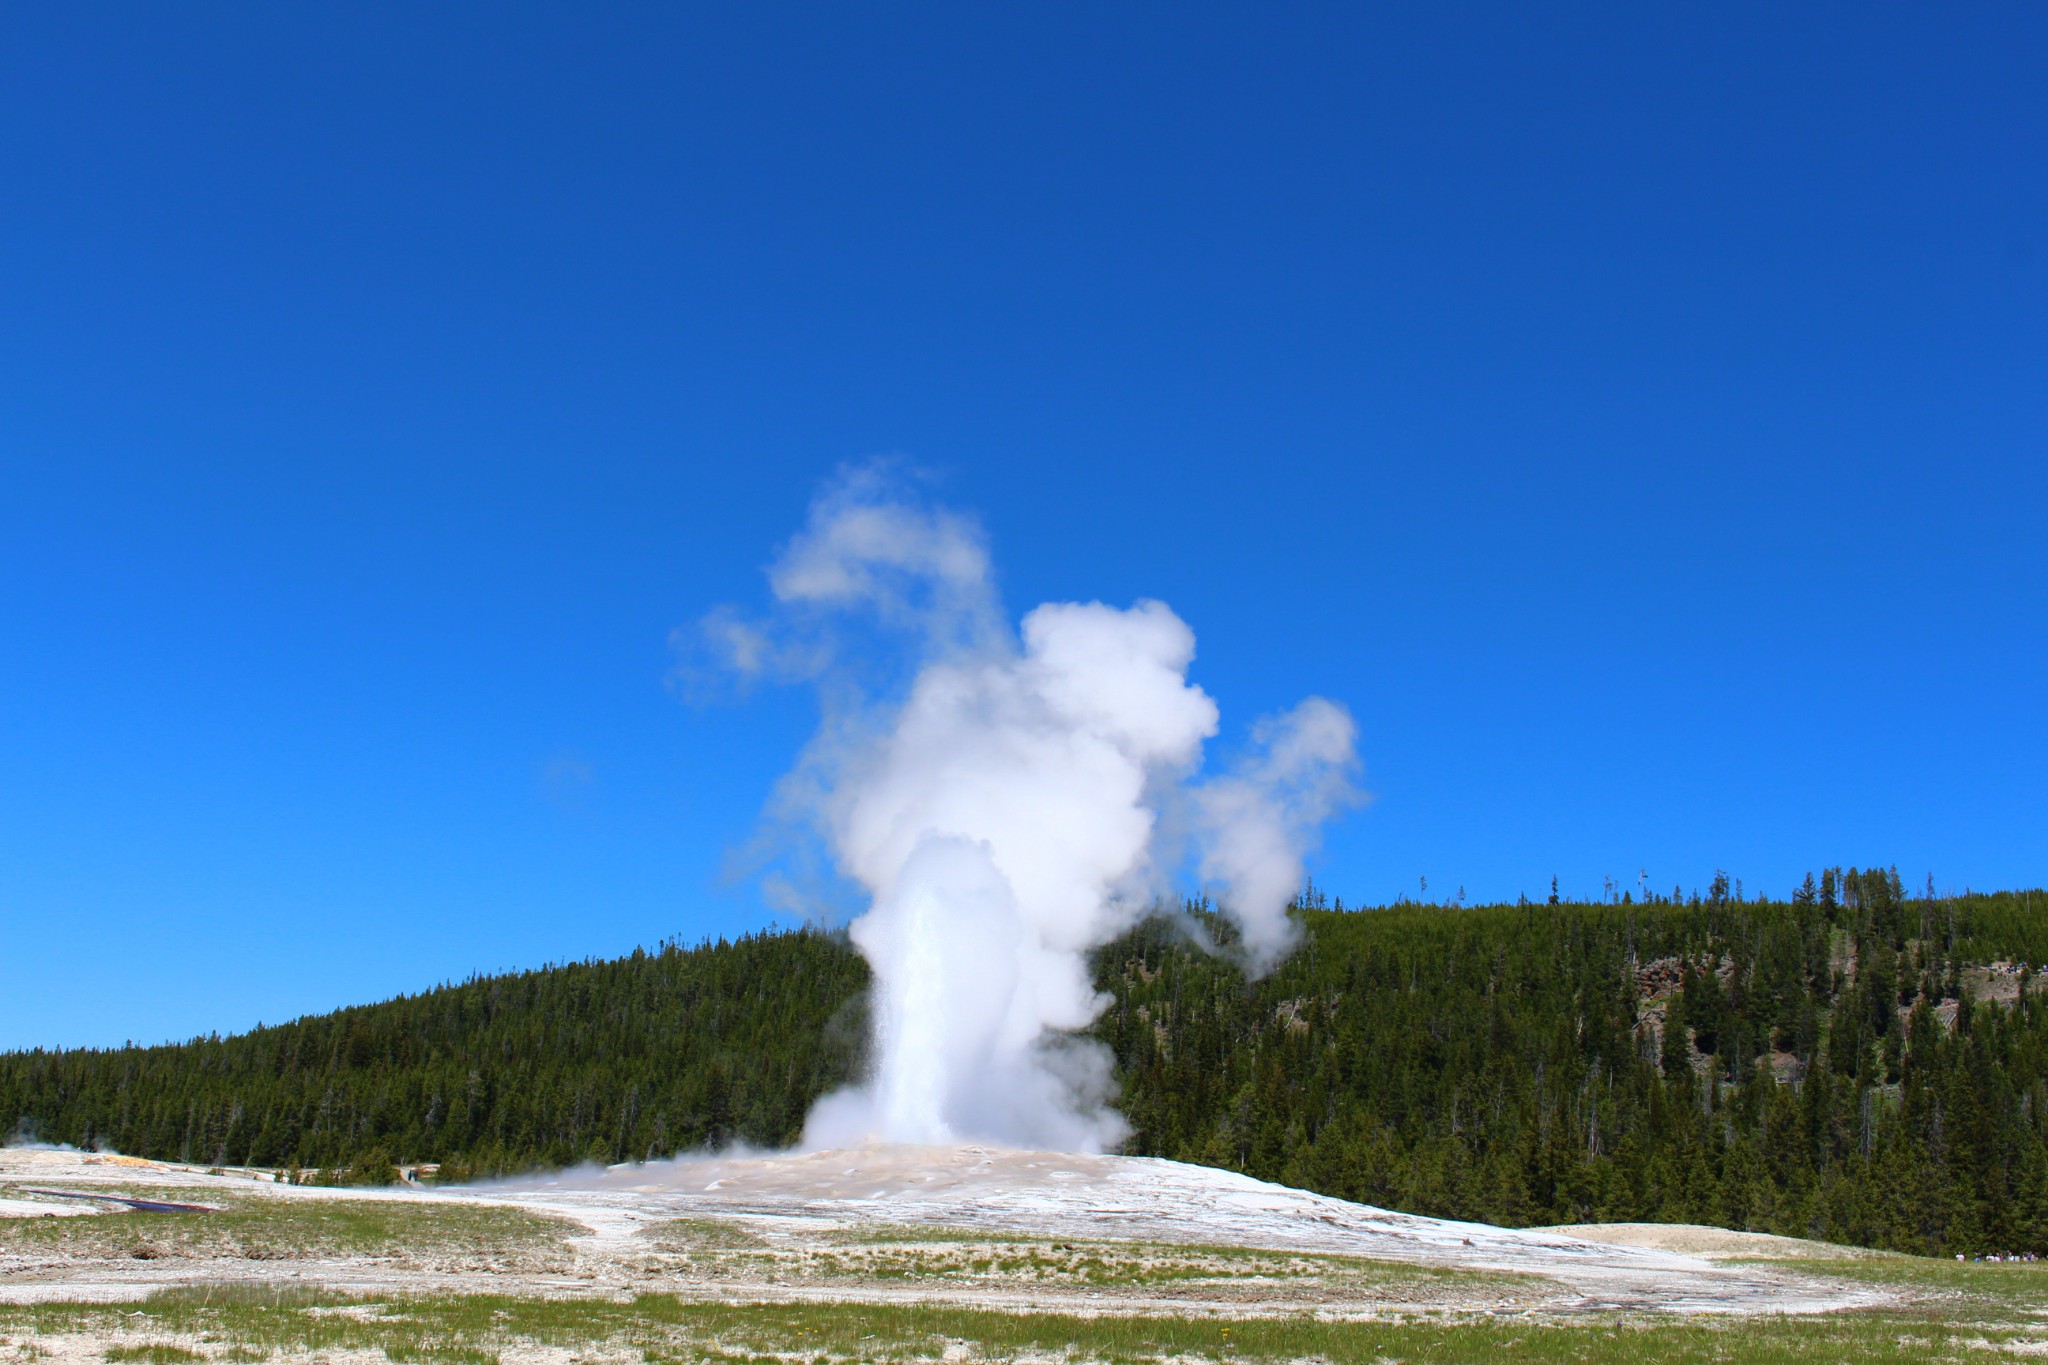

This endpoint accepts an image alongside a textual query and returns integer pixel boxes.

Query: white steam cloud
[706,467,1358,1153]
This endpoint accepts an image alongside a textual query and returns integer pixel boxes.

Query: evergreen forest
[7,868,2048,1258]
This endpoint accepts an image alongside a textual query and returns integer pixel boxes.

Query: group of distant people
[1959,1251,2039,1262]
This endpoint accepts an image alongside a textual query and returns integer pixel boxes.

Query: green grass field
[0,1186,574,1267]
[0,1262,2046,1365]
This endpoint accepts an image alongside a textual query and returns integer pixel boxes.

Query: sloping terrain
[490,1143,1886,1317]
[13,883,2048,1260]
[1539,1222,1887,1260]
[0,1144,1885,1320]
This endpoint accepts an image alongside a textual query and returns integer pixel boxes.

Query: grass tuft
[0,1186,576,1268]
[0,1285,2040,1364]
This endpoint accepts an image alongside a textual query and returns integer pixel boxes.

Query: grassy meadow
[4,1246,2048,1363]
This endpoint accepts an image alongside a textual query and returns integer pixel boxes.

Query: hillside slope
[0,930,869,1176]
[7,869,2048,1256]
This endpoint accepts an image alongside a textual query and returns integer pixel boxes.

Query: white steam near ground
[3,1118,104,1153]
[701,466,1358,1153]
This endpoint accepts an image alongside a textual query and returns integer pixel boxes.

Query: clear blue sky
[3,5,2043,1050]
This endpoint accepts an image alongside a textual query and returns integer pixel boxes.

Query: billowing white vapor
[706,467,1358,1152]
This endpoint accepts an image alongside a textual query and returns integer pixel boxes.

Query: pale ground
[489,1143,1890,1315]
[0,1142,1890,1329]
[1538,1222,1886,1261]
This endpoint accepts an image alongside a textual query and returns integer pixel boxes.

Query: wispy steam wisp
[703,467,1358,1152]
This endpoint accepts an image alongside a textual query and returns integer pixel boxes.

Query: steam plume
[706,467,1358,1152]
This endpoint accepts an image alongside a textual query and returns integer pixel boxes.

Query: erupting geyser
[701,466,1358,1152]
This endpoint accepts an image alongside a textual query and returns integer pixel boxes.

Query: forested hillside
[1107,872,2048,1258]
[7,868,2048,1256]
[0,931,869,1180]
